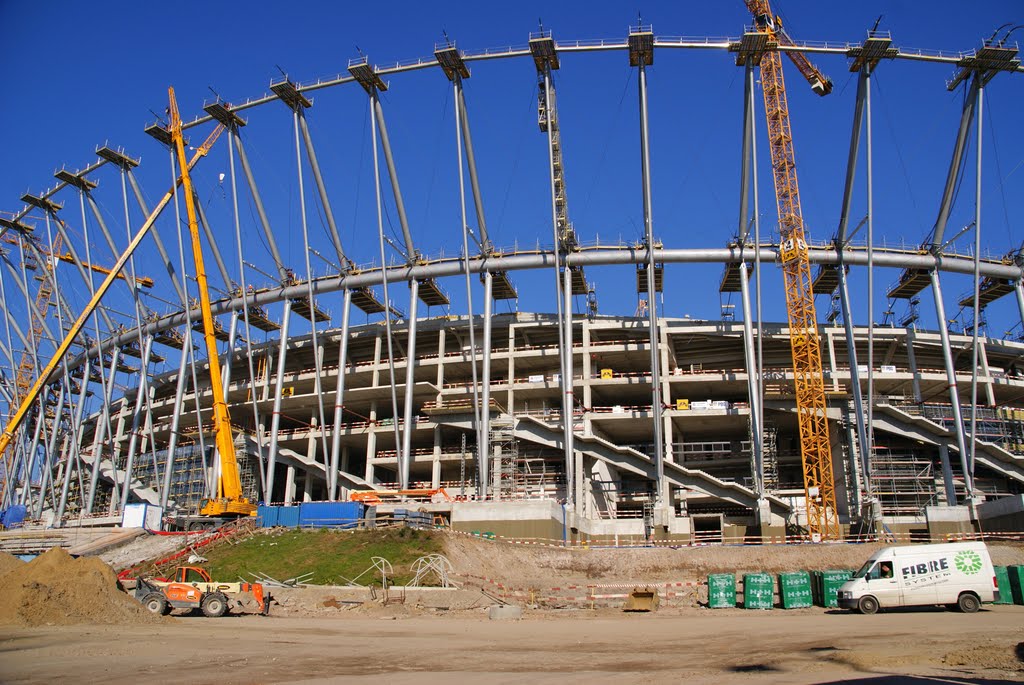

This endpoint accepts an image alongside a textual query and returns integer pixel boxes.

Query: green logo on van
[954,550,983,575]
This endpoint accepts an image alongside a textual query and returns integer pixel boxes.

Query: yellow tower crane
[743,0,840,540]
[167,87,254,520]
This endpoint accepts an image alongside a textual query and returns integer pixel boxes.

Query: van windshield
[852,560,875,579]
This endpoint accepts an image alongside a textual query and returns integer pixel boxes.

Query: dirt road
[0,606,1020,684]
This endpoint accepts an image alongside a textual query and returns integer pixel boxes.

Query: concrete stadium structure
[1,26,1023,542]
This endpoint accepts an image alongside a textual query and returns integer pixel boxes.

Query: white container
[121,503,163,531]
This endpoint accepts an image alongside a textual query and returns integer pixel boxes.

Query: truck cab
[838,542,998,614]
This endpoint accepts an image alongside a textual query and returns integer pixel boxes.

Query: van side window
[867,561,893,580]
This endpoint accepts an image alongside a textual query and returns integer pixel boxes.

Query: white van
[838,542,999,614]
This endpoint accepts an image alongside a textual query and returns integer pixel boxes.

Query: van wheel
[957,593,980,614]
[858,595,879,615]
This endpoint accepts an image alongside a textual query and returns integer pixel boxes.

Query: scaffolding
[869,448,937,515]
[490,416,518,500]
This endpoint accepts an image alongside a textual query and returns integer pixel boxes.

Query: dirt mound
[0,551,25,579]
[0,547,168,626]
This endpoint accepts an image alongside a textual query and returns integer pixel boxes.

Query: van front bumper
[837,593,859,610]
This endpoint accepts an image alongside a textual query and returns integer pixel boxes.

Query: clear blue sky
[1,0,1021,360]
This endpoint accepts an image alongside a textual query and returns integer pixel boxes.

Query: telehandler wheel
[201,592,228,618]
[957,593,980,614]
[141,592,168,616]
[857,595,879,615]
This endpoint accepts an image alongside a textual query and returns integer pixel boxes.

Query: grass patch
[202,528,443,586]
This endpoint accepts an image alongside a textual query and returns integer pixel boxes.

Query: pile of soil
[0,551,25,577]
[0,547,167,626]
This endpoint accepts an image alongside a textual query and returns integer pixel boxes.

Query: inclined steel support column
[737,59,764,497]
[233,128,290,281]
[540,67,573,507]
[865,64,878,498]
[298,113,347,267]
[160,326,195,509]
[930,269,973,499]
[458,89,495,474]
[126,170,187,303]
[368,90,405,490]
[264,300,292,502]
[85,347,120,514]
[328,289,352,500]
[835,67,872,495]
[967,79,984,489]
[638,57,665,506]
[293,107,331,481]
[372,89,419,490]
[226,120,267,496]
[929,78,980,251]
[1016,280,1024,331]
[452,73,485,496]
[119,335,155,510]
[37,387,67,515]
[56,355,91,522]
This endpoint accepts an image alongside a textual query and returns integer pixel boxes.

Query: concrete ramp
[874,403,1024,484]
[513,415,789,516]
[274,446,379,491]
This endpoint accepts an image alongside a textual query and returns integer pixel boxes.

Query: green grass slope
[202,528,442,586]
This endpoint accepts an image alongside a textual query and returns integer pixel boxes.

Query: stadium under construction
[1,21,1023,544]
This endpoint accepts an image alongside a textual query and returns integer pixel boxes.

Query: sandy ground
[0,606,1021,684]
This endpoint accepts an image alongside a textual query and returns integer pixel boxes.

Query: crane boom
[167,88,253,518]
[745,1,840,540]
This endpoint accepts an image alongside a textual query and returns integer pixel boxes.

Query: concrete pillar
[435,328,446,404]
[506,324,516,412]
[365,401,378,483]
[303,471,314,503]
[825,330,839,392]
[906,328,923,403]
[431,425,442,489]
[284,465,296,505]
[938,443,957,505]
[978,338,996,407]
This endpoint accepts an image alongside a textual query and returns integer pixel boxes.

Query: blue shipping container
[277,506,301,528]
[298,501,364,528]
[257,505,279,528]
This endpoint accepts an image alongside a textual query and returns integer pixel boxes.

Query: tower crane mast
[743,0,840,540]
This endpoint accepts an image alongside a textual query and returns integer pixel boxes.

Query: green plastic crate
[993,566,1012,605]
[815,569,853,608]
[743,573,774,609]
[778,571,813,609]
[1007,565,1024,605]
[708,573,736,609]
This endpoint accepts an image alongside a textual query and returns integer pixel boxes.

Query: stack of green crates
[1007,565,1024,605]
[812,569,853,608]
[708,573,736,609]
[778,571,813,609]
[993,566,1012,605]
[743,573,774,609]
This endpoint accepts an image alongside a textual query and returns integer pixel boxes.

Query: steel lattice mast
[745,0,841,540]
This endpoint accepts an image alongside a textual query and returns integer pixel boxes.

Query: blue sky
[0,0,1022,365]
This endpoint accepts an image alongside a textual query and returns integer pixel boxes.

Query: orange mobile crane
[742,0,840,540]
[167,88,255,523]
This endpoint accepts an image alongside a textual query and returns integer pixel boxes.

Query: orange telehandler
[134,566,270,617]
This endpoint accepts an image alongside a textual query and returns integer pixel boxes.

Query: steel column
[328,288,352,500]
[638,59,665,506]
[929,269,973,499]
[264,300,292,502]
